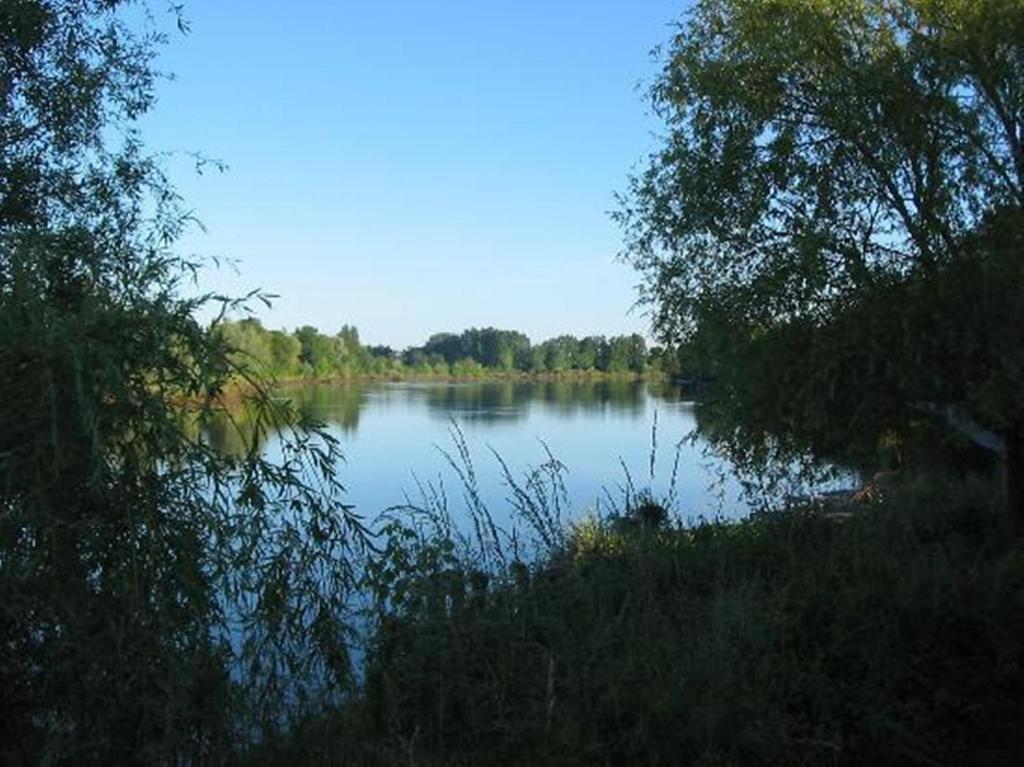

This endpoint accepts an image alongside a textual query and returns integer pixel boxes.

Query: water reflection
[288,383,366,432]
[411,379,650,423]
[263,378,662,432]
[204,412,249,456]
[203,384,365,455]
[204,379,748,521]
[422,381,530,423]
[202,379,853,539]
[206,379,685,455]
[533,379,646,417]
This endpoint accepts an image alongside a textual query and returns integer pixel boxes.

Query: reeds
[250,433,1024,765]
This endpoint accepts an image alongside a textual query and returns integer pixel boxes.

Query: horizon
[140,1,688,348]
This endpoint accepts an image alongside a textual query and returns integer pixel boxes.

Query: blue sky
[142,1,687,349]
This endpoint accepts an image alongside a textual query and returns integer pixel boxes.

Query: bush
[272,478,1024,765]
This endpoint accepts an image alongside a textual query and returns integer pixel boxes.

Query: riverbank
[252,474,1024,765]
[275,369,664,386]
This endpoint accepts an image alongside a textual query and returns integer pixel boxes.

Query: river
[207,379,752,540]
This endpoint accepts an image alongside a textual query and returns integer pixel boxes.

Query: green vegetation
[255,477,1024,765]
[616,0,1024,526]
[4,0,1023,764]
[218,318,657,380]
[1,2,366,762]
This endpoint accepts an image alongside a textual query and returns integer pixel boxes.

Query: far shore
[273,369,663,386]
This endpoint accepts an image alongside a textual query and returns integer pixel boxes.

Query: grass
[249,470,1024,765]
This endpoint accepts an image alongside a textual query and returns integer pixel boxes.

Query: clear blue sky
[141,1,687,349]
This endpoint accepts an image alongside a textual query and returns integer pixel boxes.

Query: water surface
[211,379,751,535]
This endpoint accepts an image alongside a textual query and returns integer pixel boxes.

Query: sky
[140,1,687,349]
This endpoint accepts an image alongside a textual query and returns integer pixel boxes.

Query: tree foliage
[0,2,367,761]
[618,0,1024,512]
[217,320,652,378]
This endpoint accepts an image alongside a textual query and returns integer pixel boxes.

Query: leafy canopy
[618,0,1024,471]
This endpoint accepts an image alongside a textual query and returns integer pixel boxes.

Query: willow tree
[618,0,1024,522]
[0,2,366,761]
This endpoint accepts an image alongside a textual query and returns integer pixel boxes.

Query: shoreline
[271,370,665,387]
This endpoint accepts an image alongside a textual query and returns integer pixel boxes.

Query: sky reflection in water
[209,380,751,537]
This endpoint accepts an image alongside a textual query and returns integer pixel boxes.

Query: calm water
[210,379,751,534]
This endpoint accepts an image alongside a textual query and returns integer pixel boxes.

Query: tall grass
[248,435,1023,765]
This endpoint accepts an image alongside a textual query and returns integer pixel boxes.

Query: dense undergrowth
[252,475,1024,766]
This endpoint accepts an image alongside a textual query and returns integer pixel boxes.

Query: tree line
[217,319,659,379]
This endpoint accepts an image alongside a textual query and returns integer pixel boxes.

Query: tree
[295,324,322,367]
[625,333,647,373]
[423,331,464,364]
[268,327,302,376]
[542,335,577,372]
[523,344,547,372]
[487,328,530,371]
[0,2,365,760]
[218,317,273,373]
[576,335,603,371]
[603,335,646,373]
[618,0,1024,525]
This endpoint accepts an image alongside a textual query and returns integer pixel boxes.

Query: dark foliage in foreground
[256,479,1024,765]
[1,4,366,761]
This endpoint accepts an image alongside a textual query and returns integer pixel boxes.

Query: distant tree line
[216,320,660,379]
